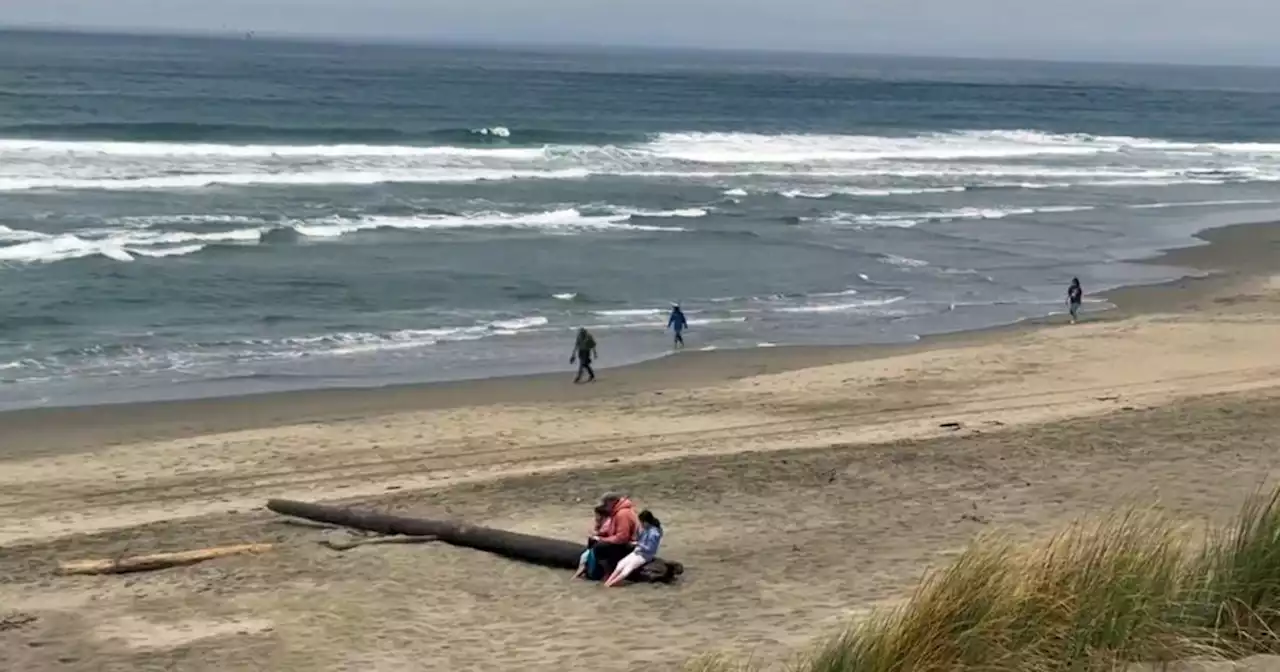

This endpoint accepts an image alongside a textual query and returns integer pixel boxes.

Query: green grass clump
[690,487,1280,672]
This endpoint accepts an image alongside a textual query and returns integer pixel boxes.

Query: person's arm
[597,525,628,545]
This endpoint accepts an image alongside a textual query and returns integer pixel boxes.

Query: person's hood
[612,497,634,514]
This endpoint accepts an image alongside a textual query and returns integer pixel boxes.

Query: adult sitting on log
[587,492,639,580]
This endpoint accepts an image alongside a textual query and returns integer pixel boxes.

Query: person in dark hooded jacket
[667,303,688,348]
[571,328,597,383]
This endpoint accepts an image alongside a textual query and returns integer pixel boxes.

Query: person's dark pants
[574,350,594,382]
[674,329,684,347]
[586,541,633,581]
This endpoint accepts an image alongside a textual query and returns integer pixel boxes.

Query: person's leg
[675,330,683,348]
[590,542,630,579]
[605,552,648,587]
[585,359,595,381]
[1070,302,1080,323]
[572,549,590,580]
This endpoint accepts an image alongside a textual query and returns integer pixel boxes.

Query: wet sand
[1,221,1278,671]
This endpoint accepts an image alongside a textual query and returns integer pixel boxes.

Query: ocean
[2,30,1280,410]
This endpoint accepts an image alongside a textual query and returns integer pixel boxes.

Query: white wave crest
[819,205,1094,228]
[489,316,549,332]
[1128,199,1278,210]
[0,205,691,265]
[593,308,668,318]
[0,168,593,192]
[615,207,709,219]
[0,234,133,264]
[128,244,206,258]
[470,126,512,138]
[882,255,930,268]
[0,225,48,242]
[0,138,541,159]
[3,128,1278,197]
[775,296,907,314]
[284,313,550,356]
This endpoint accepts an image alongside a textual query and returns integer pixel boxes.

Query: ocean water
[3,31,1280,410]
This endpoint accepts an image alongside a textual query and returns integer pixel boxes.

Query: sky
[1,0,1277,66]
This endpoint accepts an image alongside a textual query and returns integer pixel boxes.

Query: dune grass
[690,487,1280,672]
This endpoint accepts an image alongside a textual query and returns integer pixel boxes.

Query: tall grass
[691,487,1280,672]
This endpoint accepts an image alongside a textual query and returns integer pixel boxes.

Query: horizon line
[2,23,1279,70]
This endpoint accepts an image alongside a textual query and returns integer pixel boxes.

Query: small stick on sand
[276,517,344,530]
[57,543,275,576]
[319,534,439,551]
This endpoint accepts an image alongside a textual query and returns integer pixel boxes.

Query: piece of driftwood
[267,498,683,584]
[320,533,439,551]
[58,543,274,576]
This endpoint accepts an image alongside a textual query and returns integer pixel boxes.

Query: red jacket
[598,497,639,545]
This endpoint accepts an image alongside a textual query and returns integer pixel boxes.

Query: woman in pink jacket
[588,493,640,580]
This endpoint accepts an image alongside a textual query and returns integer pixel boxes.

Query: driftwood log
[267,498,683,584]
[58,543,274,575]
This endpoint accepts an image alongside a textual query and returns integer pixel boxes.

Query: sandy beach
[2,221,1279,671]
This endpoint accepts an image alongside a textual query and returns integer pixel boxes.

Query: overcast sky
[2,0,1277,66]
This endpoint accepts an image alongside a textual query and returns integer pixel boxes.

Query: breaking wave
[2,128,1279,193]
[0,122,641,146]
[815,205,1095,228]
[0,205,699,265]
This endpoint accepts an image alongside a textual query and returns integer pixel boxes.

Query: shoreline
[1,218,1276,456]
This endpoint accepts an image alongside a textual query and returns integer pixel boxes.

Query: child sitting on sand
[604,510,663,587]
[572,505,613,580]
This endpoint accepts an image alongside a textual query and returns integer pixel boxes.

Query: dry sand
[1,222,1279,671]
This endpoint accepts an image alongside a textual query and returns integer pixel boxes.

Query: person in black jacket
[1067,278,1083,324]
[571,328,597,383]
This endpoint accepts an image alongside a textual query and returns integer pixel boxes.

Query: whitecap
[774,296,907,314]
[0,234,133,264]
[488,316,549,331]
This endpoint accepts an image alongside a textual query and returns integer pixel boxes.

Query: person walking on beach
[667,303,688,349]
[1067,277,1083,324]
[571,327,597,383]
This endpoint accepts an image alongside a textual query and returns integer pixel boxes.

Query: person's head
[638,509,662,530]
[600,492,621,510]
[593,504,609,521]
[1070,277,1080,287]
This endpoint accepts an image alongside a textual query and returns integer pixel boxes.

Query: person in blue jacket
[667,303,688,349]
[605,509,664,587]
